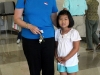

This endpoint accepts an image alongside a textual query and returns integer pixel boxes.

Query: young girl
[55,10,81,75]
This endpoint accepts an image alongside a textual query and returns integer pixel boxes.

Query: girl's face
[59,15,69,29]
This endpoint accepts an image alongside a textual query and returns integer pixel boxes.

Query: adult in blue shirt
[63,0,87,38]
[14,0,58,75]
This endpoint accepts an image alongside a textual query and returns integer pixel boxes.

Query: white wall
[5,0,17,3]
[0,0,16,2]
[0,0,5,2]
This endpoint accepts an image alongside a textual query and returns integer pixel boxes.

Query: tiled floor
[1,33,100,75]
[0,0,100,75]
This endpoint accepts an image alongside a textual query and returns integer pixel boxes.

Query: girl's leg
[67,65,78,75]
[67,72,77,75]
[60,72,67,75]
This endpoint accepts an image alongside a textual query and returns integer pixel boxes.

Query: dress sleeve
[15,0,25,9]
[52,0,58,13]
[71,29,81,41]
[55,29,59,41]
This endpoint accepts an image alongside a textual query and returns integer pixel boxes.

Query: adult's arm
[14,9,27,28]
[14,9,41,34]
[51,13,57,27]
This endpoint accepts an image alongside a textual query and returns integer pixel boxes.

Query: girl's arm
[55,41,62,62]
[55,41,58,59]
[61,41,80,63]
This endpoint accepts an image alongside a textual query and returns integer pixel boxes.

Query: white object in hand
[40,30,44,33]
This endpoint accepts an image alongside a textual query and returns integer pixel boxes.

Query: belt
[73,15,84,16]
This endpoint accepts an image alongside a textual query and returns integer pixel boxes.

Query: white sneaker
[17,39,21,44]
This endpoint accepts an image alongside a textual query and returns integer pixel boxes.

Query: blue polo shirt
[63,0,87,16]
[15,0,58,39]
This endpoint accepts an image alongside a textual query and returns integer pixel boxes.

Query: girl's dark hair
[57,10,74,28]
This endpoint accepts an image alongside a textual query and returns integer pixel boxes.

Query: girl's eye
[59,18,62,20]
[65,18,68,20]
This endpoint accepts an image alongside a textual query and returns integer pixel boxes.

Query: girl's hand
[56,57,62,63]
[60,57,67,64]
[28,24,41,34]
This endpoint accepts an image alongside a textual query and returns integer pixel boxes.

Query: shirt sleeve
[52,0,58,13]
[15,0,25,9]
[84,0,88,10]
[71,29,81,41]
[63,0,70,10]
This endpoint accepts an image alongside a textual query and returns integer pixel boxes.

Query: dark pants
[22,37,55,75]
[85,19,99,49]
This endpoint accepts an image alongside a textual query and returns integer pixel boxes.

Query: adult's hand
[28,24,41,34]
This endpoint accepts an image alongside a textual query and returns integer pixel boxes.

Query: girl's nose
[62,20,65,23]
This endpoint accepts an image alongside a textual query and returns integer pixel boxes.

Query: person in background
[14,0,58,75]
[55,10,81,75]
[12,23,22,44]
[63,0,87,39]
[16,31,21,44]
[85,0,100,51]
